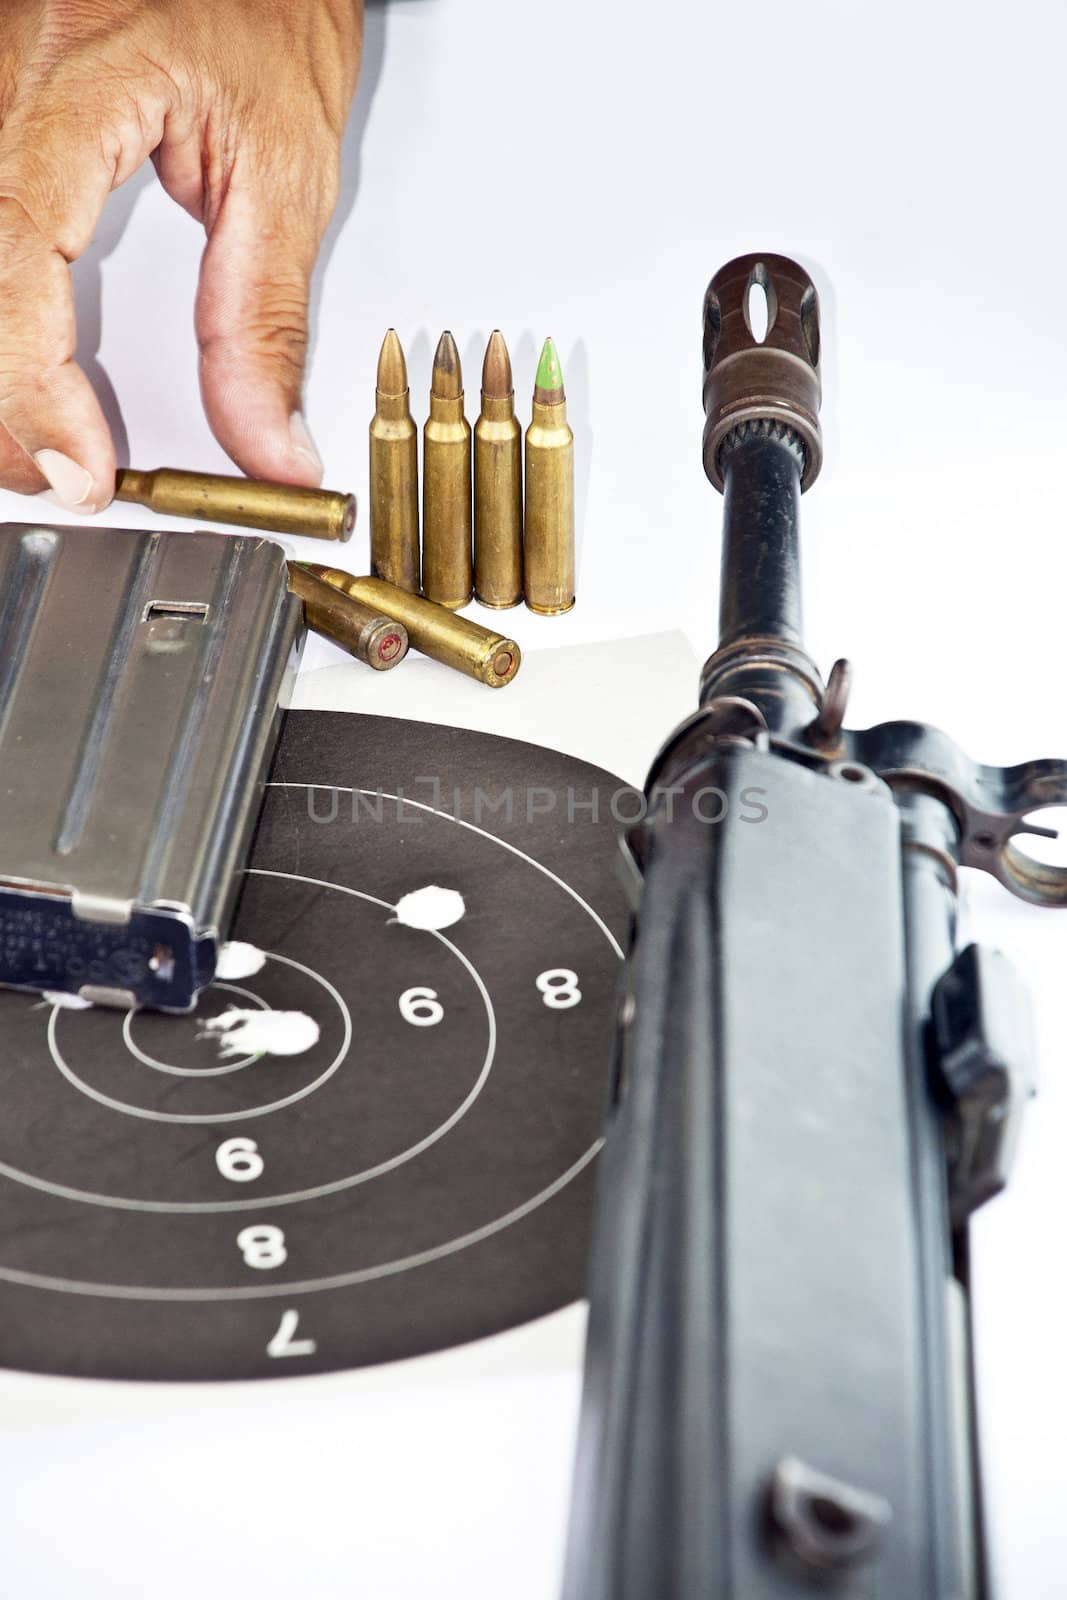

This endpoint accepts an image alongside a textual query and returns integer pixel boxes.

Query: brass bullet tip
[481,330,513,400]
[377,328,408,396]
[534,336,565,406]
[431,330,463,399]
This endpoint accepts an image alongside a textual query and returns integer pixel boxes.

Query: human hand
[0,0,362,511]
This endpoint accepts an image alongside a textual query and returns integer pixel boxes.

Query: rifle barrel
[718,425,805,650]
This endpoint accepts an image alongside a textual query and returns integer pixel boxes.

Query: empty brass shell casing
[474,331,523,609]
[370,329,420,591]
[422,331,473,610]
[524,338,575,614]
[288,563,408,670]
[114,467,355,542]
[304,566,520,689]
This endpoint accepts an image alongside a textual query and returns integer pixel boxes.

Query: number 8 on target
[237,1225,287,1269]
[536,969,582,1009]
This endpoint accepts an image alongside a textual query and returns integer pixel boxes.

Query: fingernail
[34,449,96,510]
[289,412,324,482]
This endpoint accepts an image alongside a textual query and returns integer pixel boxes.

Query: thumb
[194,166,331,486]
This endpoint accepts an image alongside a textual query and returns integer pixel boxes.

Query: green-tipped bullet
[525,337,575,614]
[534,337,565,400]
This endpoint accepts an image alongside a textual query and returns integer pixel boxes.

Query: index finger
[0,79,170,510]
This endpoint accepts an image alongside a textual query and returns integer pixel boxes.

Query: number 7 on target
[267,1309,317,1360]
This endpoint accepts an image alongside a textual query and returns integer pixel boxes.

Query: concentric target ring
[3,879,496,1212]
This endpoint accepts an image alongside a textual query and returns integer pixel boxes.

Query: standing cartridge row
[369,329,575,615]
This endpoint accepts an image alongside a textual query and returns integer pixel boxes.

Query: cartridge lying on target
[0,524,301,1012]
[300,565,520,688]
[115,467,356,543]
[288,562,408,670]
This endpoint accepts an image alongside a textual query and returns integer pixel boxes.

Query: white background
[1,0,1066,1594]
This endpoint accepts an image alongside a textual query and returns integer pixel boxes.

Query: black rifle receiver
[562,255,1067,1599]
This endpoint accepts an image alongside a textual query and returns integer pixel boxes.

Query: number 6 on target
[216,1136,264,1182]
[399,986,444,1026]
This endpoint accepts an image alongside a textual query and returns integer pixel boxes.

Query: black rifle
[562,255,1067,1599]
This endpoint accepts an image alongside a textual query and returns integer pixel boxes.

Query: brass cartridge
[114,467,355,542]
[303,566,519,689]
[474,330,523,609]
[524,338,575,614]
[370,329,420,591]
[422,331,473,610]
[287,563,408,670]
